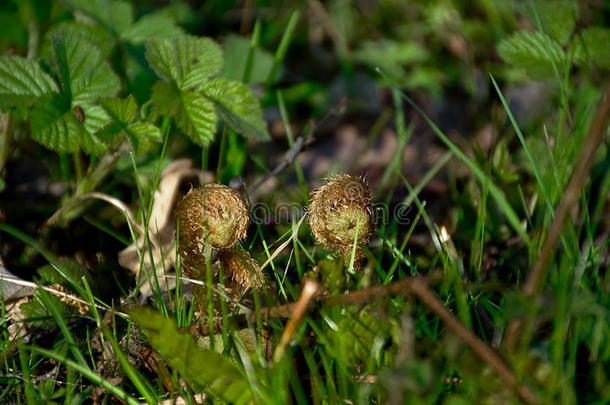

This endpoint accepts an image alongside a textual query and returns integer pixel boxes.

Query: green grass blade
[490,74,554,214]
[376,70,530,246]
[36,288,88,367]
[23,345,140,405]
[266,10,300,88]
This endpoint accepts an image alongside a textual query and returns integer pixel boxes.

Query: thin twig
[250,104,344,195]
[43,142,131,228]
[273,279,319,363]
[406,278,539,405]
[0,275,128,317]
[504,82,610,350]
[188,272,537,403]
[44,191,146,237]
[188,274,441,336]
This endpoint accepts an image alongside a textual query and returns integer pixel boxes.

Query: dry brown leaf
[118,159,213,297]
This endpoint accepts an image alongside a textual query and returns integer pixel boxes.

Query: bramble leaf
[44,21,116,58]
[528,0,578,45]
[497,31,566,77]
[97,95,161,152]
[36,259,90,286]
[59,0,134,34]
[80,105,110,154]
[30,93,78,152]
[0,56,59,108]
[151,81,217,146]
[128,122,162,143]
[145,35,223,89]
[175,91,217,146]
[149,81,181,117]
[20,292,71,329]
[50,35,121,104]
[129,306,254,405]
[201,78,270,140]
[120,14,183,44]
[100,95,137,124]
[146,34,269,146]
[30,93,107,154]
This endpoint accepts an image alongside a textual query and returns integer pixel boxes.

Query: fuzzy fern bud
[308,174,375,257]
[175,184,249,251]
[217,248,267,294]
[175,184,249,283]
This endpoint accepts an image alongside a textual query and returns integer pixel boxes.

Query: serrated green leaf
[146,34,223,90]
[106,0,133,34]
[59,0,134,34]
[529,0,578,45]
[81,104,111,154]
[126,122,162,153]
[120,14,183,44]
[150,80,181,116]
[95,121,123,144]
[30,93,79,152]
[0,56,58,108]
[44,21,116,58]
[128,122,162,142]
[97,95,161,152]
[100,95,137,124]
[50,35,121,104]
[201,78,269,141]
[129,307,253,405]
[30,93,107,154]
[151,80,217,145]
[572,27,610,69]
[497,31,566,77]
[176,91,218,146]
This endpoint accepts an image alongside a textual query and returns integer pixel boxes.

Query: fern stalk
[0,114,12,176]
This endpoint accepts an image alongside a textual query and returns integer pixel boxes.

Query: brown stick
[504,82,610,349]
[190,274,538,404]
[188,275,440,336]
[273,280,319,363]
[407,278,539,405]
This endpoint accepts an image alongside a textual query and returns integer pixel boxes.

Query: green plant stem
[0,114,12,176]
[266,10,300,89]
[47,114,171,228]
[26,19,39,60]
[45,142,131,227]
[277,90,308,200]
[242,19,261,83]
[18,346,36,405]
[216,126,229,179]
[204,243,215,349]
[72,152,83,184]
